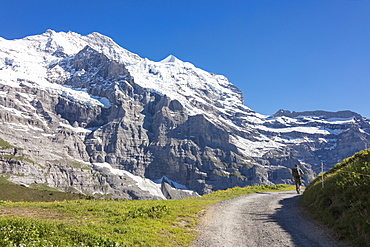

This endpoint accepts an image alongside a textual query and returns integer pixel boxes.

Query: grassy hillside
[301,148,370,247]
[0,177,88,202]
[0,184,293,246]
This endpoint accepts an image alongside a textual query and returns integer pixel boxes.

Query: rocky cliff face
[0,30,369,199]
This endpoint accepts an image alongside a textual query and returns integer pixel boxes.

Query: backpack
[292,167,300,178]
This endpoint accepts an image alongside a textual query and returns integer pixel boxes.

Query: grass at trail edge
[300,148,370,247]
[0,184,293,246]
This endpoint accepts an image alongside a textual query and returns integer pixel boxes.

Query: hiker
[291,165,304,194]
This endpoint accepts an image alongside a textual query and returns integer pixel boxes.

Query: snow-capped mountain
[0,30,369,199]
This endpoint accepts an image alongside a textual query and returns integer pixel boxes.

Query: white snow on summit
[0,30,244,117]
[126,53,245,116]
[160,54,181,63]
[0,30,141,108]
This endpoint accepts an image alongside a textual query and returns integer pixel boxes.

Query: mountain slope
[0,30,369,199]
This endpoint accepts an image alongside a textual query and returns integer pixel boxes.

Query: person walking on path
[292,165,304,194]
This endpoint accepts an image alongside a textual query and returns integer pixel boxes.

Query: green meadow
[0,182,293,246]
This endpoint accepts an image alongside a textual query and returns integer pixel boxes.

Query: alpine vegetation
[301,148,370,247]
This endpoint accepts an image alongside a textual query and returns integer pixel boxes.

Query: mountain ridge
[272,109,362,119]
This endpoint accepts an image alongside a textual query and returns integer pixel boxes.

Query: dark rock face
[1,31,370,199]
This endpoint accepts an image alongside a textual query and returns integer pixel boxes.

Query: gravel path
[192,190,349,247]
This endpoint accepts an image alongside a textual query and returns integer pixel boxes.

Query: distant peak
[86,32,115,42]
[42,29,58,38]
[45,29,56,34]
[160,54,182,63]
[87,31,108,38]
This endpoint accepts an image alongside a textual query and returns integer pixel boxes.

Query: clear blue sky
[1,0,370,118]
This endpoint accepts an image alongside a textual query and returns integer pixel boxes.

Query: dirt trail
[193,190,349,247]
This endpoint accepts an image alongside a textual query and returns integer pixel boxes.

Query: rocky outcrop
[160,177,200,199]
